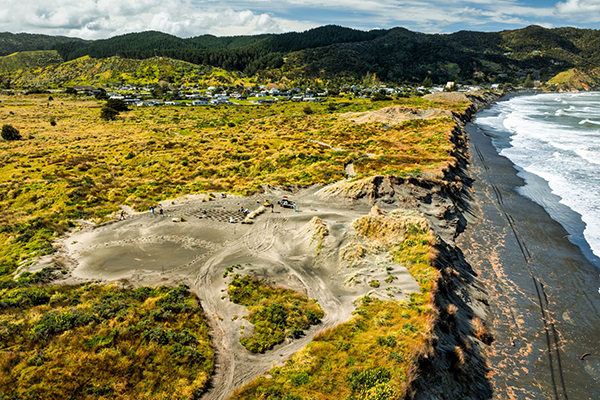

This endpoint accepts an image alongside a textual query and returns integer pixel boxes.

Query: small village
[62,80,517,107]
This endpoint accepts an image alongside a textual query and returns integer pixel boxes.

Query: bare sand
[340,105,452,125]
[36,185,423,399]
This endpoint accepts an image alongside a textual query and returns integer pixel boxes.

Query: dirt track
[42,186,421,399]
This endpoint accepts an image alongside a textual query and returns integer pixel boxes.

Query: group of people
[149,205,164,216]
[117,205,165,221]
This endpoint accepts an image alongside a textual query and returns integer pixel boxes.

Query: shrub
[302,105,313,115]
[291,371,310,386]
[347,367,391,393]
[49,118,57,126]
[100,106,119,121]
[1,124,21,140]
[371,92,392,101]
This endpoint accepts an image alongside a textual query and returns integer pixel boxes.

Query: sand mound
[423,92,473,104]
[299,216,329,250]
[341,106,452,125]
[352,207,429,247]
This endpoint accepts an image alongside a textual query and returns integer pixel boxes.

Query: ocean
[475,92,600,269]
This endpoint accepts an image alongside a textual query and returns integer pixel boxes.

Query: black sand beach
[459,114,600,399]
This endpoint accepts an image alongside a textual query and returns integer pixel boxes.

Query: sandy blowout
[32,185,425,399]
[341,105,452,125]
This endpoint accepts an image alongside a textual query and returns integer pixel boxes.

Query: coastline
[458,100,600,399]
[476,91,600,270]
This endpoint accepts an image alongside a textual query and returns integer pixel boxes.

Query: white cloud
[0,0,596,39]
[555,0,600,19]
[0,0,316,39]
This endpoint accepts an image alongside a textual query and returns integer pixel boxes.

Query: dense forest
[3,25,600,84]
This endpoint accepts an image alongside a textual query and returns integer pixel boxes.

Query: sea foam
[477,93,600,262]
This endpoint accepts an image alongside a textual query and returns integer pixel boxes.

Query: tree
[94,88,109,100]
[422,76,433,88]
[371,92,391,101]
[105,99,129,112]
[524,74,535,88]
[1,124,21,140]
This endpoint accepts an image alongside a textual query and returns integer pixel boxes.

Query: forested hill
[0,32,84,56]
[4,25,600,84]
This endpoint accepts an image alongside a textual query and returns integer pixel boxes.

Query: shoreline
[458,100,600,398]
[475,92,600,270]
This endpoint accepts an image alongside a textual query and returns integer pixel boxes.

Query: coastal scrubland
[0,94,463,278]
[0,268,213,399]
[0,92,471,399]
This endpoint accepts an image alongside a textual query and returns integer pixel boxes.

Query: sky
[1,0,600,39]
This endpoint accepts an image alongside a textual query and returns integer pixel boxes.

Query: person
[159,208,164,216]
[293,202,297,212]
[239,206,244,212]
[202,209,207,215]
[119,210,125,220]
[150,206,155,215]
[229,216,235,223]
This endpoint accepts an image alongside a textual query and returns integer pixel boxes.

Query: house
[211,95,230,105]
[192,100,209,106]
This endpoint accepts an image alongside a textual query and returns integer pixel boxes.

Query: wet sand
[458,119,600,399]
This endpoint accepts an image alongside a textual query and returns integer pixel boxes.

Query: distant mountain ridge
[3,25,600,86]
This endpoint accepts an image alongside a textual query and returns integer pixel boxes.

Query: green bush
[346,367,391,393]
[105,98,129,112]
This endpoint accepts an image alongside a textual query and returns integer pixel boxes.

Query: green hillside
[49,25,600,85]
[548,68,600,90]
[0,32,84,56]
[4,55,242,88]
[4,25,600,86]
[0,50,63,74]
